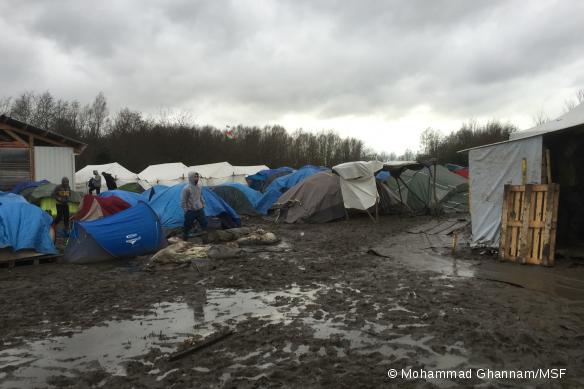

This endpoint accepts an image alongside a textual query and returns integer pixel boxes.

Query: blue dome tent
[147,183,240,230]
[64,201,166,263]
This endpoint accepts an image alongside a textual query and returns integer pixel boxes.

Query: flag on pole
[226,125,236,140]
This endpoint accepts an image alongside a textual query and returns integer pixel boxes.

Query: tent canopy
[73,194,132,222]
[75,162,138,192]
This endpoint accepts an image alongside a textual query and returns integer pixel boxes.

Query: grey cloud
[0,0,583,145]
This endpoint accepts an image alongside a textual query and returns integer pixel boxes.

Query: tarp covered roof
[510,102,584,141]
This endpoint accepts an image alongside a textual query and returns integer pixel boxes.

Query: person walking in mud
[181,171,207,240]
[52,176,72,235]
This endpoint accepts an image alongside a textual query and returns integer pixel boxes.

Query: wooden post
[432,163,438,214]
[521,158,527,185]
[545,149,552,185]
[499,185,511,261]
[29,135,35,181]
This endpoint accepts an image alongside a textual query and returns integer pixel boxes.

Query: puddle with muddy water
[0,285,323,388]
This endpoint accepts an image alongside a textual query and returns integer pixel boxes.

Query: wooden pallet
[499,184,560,266]
[0,251,62,269]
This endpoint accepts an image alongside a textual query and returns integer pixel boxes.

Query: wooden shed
[0,115,86,191]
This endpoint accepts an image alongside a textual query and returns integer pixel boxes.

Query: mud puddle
[0,285,323,388]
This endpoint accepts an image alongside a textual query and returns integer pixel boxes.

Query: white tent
[75,162,138,192]
[332,161,383,211]
[465,102,584,247]
[187,162,235,186]
[138,162,188,188]
[232,165,269,184]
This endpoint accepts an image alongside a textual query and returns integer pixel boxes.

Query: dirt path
[1,215,584,388]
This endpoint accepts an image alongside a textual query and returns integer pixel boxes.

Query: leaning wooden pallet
[499,183,560,266]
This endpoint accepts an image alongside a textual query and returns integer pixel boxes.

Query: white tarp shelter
[138,162,188,188]
[465,102,584,247]
[75,162,138,192]
[333,161,383,210]
[186,163,270,186]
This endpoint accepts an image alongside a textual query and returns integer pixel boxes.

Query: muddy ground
[1,215,584,388]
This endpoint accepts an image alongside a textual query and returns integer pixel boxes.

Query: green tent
[209,185,259,216]
[119,182,145,193]
[382,165,468,214]
[21,183,83,217]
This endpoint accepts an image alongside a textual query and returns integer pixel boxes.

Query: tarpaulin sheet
[469,136,542,247]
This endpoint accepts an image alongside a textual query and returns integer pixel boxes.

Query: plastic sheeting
[0,193,57,254]
[247,167,294,191]
[333,161,383,210]
[469,136,542,247]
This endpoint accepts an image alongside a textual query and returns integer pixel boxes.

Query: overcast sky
[1,0,583,154]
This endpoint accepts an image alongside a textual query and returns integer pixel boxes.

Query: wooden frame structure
[499,183,560,266]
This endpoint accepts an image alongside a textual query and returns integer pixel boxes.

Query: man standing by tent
[88,170,101,194]
[52,177,72,234]
[181,172,207,240]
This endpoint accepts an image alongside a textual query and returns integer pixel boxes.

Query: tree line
[0,91,518,171]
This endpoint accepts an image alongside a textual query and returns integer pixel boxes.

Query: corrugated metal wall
[0,148,31,191]
[34,146,76,186]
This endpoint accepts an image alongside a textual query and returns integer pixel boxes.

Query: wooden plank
[531,190,543,263]
[548,186,560,265]
[506,220,545,228]
[545,149,552,185]
[540,184,554,266]
[499,185,512,261]
[521,158,527,185]
[518,185,533,264]
[425,220,459,235]
[510,190,523,259]
[527,188,537,262]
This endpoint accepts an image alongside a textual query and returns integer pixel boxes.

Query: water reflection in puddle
[0,285,323,388]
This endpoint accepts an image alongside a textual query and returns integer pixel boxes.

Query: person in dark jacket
[102,172,117,190]
[88,170,101,194]
[52,177,71,232]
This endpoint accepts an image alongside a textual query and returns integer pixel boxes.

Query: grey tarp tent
[381,165,469,214]
[274,172,345,224]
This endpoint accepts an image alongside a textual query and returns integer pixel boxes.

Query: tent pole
[432,163,438,216]
[395,176,404,212]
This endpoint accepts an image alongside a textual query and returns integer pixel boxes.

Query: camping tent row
[75,162,269,192]
[463,102,584,248]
